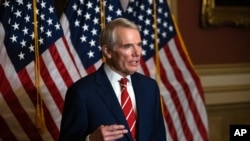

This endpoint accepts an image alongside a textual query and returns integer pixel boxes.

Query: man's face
[105,27,142,77]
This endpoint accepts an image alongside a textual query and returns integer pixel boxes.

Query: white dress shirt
[86,64,137,141]
[104,64,137,112]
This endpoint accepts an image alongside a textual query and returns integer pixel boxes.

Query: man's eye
[137,43,142,47]
[123,44,131,48]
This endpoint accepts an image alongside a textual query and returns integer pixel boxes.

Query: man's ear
[102,45,112,59]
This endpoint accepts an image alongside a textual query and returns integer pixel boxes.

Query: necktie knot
[120,77,128,84]
[119,78,128,89]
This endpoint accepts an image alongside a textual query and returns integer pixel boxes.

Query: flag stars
[146,8,152,15]
[18,52,25,60]
[55,23,60,30]
[40,26,45,33]
[151,33,155,39]
[164,12,169,17]
[82,24,88,31]
[14,10,22,18]
[46,29,52,37]
[169,25,174,32]
[47,18,53,25]
[80,35,87,42]
[26,2,32,10]
[142,39,148,46]
[106,16,112,22]
[91,28,97,36]
[116,9,122,16]
[72,4,77,11]
[138,15,144,21]
[16,0,24,5]
[10,35,17,43]
[141,49,146,56]
[86,1,93,9]
[29,44,34,52]
[158,8,163,14]
[89,39,96,47]
[94,6,100,13]
[157,18,162,24]
[20,40,26,47]
[24,15,30,22]
[41,1,46,8]
[79,0,84,4]
[3,1,10,7]
[163,21,168,27]
[87,50,94,58]
[12,22,19,30]
[127,7,133,13]
[84,13,91,20]
[22,27,29,35]
[74,20,80,27]
[143,29,149,35]
[49,6,54,13]
[140,4,145,10]
[40,14,45,20]
[149,44,154,50]
[108,4,114,11]
[93,17,99,24]
[30,32,34,39]
[77,9,82,16]
[39,38,44,45]
[98,46,101,51]
[145,19,150,25]
[162,32,167,38]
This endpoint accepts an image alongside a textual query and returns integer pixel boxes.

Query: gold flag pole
[100,0,105,30]
[153,0,166,116]
[153,0,160,82]
[32,0,46,132]
[100,0,106,62]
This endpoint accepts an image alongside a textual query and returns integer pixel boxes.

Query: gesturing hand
[89,124,128,141]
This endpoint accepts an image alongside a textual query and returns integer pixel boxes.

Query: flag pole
[100,0,105,30]
[153,0,167,116]
[32,0,46,132]
[153,0,160,82]
[100,0,106,62]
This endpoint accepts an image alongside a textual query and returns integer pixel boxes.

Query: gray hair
[99,18,140,49]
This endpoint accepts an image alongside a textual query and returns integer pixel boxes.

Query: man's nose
[132,45,142,56]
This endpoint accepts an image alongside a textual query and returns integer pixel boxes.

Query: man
[59,18,166,141]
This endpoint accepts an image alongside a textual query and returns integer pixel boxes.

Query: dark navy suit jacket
[59,64,166,141]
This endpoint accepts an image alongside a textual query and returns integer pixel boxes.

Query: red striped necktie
[120,78,136,140]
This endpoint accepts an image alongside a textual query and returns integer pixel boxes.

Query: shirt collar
[104,64,131,83]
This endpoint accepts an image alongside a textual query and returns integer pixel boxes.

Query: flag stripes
[0,95,21,141]
[157,37,208,141]
[0,0,208,140]
[0,1,81,139]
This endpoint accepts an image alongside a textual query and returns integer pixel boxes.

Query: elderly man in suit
[59,18,166,141]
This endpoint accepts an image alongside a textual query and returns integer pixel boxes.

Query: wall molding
[195,63,250,105]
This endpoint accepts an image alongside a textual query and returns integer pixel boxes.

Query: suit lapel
[95,65,133,140]
[96,65,141,141]
[95,66,125,122]
[131,73,147,140]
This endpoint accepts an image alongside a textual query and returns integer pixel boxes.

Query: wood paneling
[207,102,250,141]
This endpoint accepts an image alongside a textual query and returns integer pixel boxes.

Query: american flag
[61,0,209,141]
[0,0,80,140]
[60,0,124,76]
